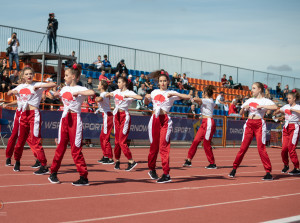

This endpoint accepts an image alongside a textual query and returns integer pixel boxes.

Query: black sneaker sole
[13,169,20,172]
[156,179,172,183]
[262,178,273,181]
[48,177,61,184]
[183,164,192,167]
[102,161,115,165]
[228,174,235,178]
[148,171,159,180]
[125,163,138,171]
[31,165,41,169]
[281,171,288,173]
[5,164,12,166]
[34,171,49,175]
[72,183,89,186]
[205,167,217,169]
[288,172,300,175]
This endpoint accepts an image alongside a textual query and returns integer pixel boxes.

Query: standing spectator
[102,55,112,73]
[65,51,76,67]
[283,85,289,101]
[85,77,94,90]
[93,56,104,71]
[276,83,282,96]
[136,83,146,109]
[139,73,146,85]
[187,104,199,119]
[128,75,134,91]
[99,70,110,82]
[133,77,140,93]
[116,59,128,74]
[9,70,19,89]
[7,32,20,72]
[0,69,11,93]
[215,91,226,110]
[221,74,230,87]
[47,13,58,54]
[0,58,7,75]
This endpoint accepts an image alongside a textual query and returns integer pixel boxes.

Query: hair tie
[264,84,268,89]
[25,65,31,68]
[292,89,296,93]
[72,63,78,70]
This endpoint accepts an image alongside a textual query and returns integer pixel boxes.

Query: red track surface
[0,147,299,223]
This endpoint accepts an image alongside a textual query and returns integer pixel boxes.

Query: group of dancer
[3,65,300,186]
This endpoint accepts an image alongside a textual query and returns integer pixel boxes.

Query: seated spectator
[146,84,154,94]
[187,104,200,119]
[0,59,7,75]
[232,95,242,112]
[283,85,289,101]
[93,55,104,71]
[172,72,179,88]
[276,82,282,96]
[9,70,19,89]
[128,74,134,91]
[228,76,242,89]
[265,88,273,100]
[85,77,94,90]
[133,76,140,93]
[82,99,90,113]
[0,69,11,92]
[115,59,128,74]
[65,51,76,67]
[228,100,240,117]
[88,95,96,112]
[243,94,250,103]
[221,74,230,87]
[99,70,110,82]
[144,75,151,88]
[43,86,60,110]
[121,71,127,78]
[181,73,194,91]
[102,54,112,73]
[215,91,226,110]
[139,73,146,85]
[136,83,146,110]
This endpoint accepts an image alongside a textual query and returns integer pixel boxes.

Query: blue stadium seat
[178,100,183,105]
[83,63,89,70]
[86,71,94,78]
[82,70,88,76]
[183,107,189,113]
[170,107,175,113]
[79,63,83,68]
[183,90,189,94]
[134,70,141,76]
[129,69,134,75]
[196,108,201,114]
[178,107,184,113]
[198,92,202,98]
[213,110,218,116]
[145,72,150,75]
[173,106,179,113]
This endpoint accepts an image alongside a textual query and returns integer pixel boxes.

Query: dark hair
[100,80,108,91]
[203,85,216,97]
[3,68,9,74]
[118,76,129,88]
[68,63,82,79]
[288,89,300,101]
[220,91,224,94]
[253,82,264,94]
[149,70,170,82]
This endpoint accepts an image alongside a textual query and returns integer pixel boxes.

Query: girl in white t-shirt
[274,89,300,175]
[229,82,277,180]
[95,80,114,164]
[144,70,192,183]
[8,66,56,174]
[106,76,143,171]
[183,85,217,169]
[49,64,95,186]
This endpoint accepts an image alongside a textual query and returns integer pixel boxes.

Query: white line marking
[60,192,300,223]
[3,178,300,205]
[262,215,300,223]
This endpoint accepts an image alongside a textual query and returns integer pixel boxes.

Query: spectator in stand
[108,72,119,92]
[283,85,289,102]
[9,70,19,89]
[228,100,241,117]
[243,94,250,103]
[43,85,60,110]
[0,58,7,75]
[121,71,127,78]
[102,55,112,73]
[88,95,96,112]
[183,90,194,106]
[181,73,193,91]
[264,110,273,120]
[265,88,273,100]
[276,83,282,96]
[85,77,94,90]
[99,70,110,82]
[65,51,76,67]
[136,83,146,110]
[172,72,179,88]
[221,74,230,87]
[215,91,226,110]
[0,69,11,93]
[116,59,128,74]
[146,84,154,94]
[139,73,146,85]
[133,77,140,93]
[7,32,20,72]
[187,104,199,119]
[232,95,242,112]
[128,74,134,91]
[93,55,104,71]
[144,75,151,88]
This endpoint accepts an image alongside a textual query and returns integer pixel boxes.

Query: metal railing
[1,24,299,89]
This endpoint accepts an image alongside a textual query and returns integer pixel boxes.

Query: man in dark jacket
[48,13,58,53]
[116,59,128,74]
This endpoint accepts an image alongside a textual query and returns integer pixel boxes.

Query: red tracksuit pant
[187,118,216,164]
[100,112,113,159]
[282,123,299,168]
[233,119,272,172]
[148,114,172,175]
[50,113,88,178]
[114,111,132,160]
[6,109,36,159]
[14,110,47,166]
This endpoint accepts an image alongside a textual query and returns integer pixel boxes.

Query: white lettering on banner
[172,127,191,133]
[130,125,148,132]
[230,128,243,135]
[44,121,60,129]
[82,123,101,131]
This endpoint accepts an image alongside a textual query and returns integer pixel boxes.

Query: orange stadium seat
[4,93,14,103]
[0,92,3,100]
[34,73,42,82]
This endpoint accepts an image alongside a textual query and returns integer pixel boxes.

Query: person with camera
[116,59,128,74]
[7,33,20,72]
[47,13,58,54]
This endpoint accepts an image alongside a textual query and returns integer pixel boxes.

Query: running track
[0,147,299,223]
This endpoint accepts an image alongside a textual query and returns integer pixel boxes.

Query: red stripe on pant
[114,111,132,160]
[6,109,36,159]
[233,119,272,172]
[282,123,300,168]
[100,112,113,159]
[187,118,216,164]
[50,113,88,178]
[148,114,171,175]
[14,110,47,166]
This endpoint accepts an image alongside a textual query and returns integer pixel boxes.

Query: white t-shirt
[242,97,275,118]
[96,92,111,113]
[280,104,300,124]
[14,82,48,111]
[59,85,88,116]
[149,89,180,117]
[201,98,215,117]
[7,38,19,54]
[112,89,137,115]
[94,60,103,69]
[215,94,224,105]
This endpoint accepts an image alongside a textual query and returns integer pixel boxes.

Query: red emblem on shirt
[154,94,165,102]
[249,102,258,108]
[62,92,74,106]
[115,94,124,106]
[285,109,292,115]
[19,88,32,102]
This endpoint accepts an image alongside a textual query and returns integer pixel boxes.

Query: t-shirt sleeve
[264,98,275,106]
[111,90,118,96]
[280,105,287,112]
[169,90,180,101]
[125,90,137,101]
[14,85,22,92]
[241,98,251,108]
[100,92,107,98]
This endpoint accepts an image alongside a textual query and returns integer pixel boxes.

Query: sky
[1,0,300,79]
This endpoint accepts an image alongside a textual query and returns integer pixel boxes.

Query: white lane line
[262,215,300,223]
[3,178,300,205]
[60,192,300,223]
